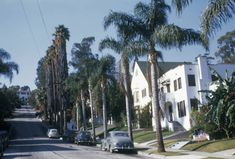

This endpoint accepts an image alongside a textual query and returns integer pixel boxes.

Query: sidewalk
[135,141,235,159]
[135,131,235,159]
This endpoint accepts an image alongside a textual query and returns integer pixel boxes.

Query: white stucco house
[17,86,31,103]
[131,55,235,131]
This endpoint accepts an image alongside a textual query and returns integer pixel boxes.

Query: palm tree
[53,25,70,133]
[104,0,206,152]
[70,37,98,140]
[171,0,235,37]
[0,49,18,82]
[201,0,235,37]
[95,55,116,138]
[99,36,145,141]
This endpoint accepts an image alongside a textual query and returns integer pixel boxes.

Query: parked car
[47,129,60,138]
[101,131,135,153]
[62,130,77,143]
[74,131,93,145]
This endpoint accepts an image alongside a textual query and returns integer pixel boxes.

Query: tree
[53,25,70,133]
[170,0,235,38]
[215,30,235,63]
[99,36,144,141]
[201,0,235,37]
[104,0,206,152]
[95,55,116,138]
[0,49,18,82]
[206,70,235,138]
[70,37,99,141]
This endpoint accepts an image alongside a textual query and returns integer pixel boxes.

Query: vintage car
[47,129,60,138]
[74,131,93,145]
[62,130,77,143]
[101,131,135,153]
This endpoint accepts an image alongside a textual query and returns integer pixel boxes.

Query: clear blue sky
[0,0,235,90]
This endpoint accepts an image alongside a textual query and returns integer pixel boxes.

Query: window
[135,91,139,103]
[188,74,196,86]
[174,80,177,91]
[190,98,198,110]
[166,84,170,93]
[160,87,164,93]
[178,78,182,89]
[142,88,146,98]
[177,101,186,117]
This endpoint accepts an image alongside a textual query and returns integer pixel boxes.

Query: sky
[0,0,235,90]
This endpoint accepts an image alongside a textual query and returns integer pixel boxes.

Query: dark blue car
[74,131,93,145]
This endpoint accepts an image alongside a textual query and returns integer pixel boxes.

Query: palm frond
[171,0,193,15]
[154,24,208,50]
[99,37,122,54]
[0,49,11,60]
[201,0,235,37]
[134,2,150,19]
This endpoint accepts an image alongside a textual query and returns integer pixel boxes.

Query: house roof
[136,61,192,78]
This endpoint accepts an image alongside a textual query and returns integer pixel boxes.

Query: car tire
[109,145,113,153]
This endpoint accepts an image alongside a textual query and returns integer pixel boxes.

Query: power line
[36,0,50,41]
[19,0,41,57]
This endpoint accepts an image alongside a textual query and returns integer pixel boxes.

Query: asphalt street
[3,106,154,159]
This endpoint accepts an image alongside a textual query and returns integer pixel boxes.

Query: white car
[47,129,60,138]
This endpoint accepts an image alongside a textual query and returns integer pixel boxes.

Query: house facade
[131,55,235,131]
[17,86,31,103]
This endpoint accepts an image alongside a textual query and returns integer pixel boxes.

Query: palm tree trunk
[149,49,165,152]
[122,57,133,141]
[81,89,87,130]
[101,81,107,139]
[89,80,96,142]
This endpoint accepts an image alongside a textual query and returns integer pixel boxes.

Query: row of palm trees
[33,0,235,153]
[40,25,70,133]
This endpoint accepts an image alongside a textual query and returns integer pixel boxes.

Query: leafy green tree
[0,49,18,82]
[206,70,235,138]
[215,30,235,64]
[0,86,21,121]
[104,0,206,152]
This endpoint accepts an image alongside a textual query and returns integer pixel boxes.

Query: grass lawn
[133,129,174,143]
[182,138,235,152]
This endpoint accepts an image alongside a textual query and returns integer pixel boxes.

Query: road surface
[3,106,153,159]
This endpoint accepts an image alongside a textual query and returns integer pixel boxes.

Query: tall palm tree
[95,55,116,138]
[99,36,145,141]
[53,25,70,133]
[0,49,18,82]
[104,0,207,152]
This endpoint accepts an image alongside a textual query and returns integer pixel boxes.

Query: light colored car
[47,129,60,138]
[101,131,135,153]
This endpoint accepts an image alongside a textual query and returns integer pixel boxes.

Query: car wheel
[109,145,113,153]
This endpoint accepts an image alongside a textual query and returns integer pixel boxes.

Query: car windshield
[114,132,128,137]
[51,129,57,133]
[79,131,91,137]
